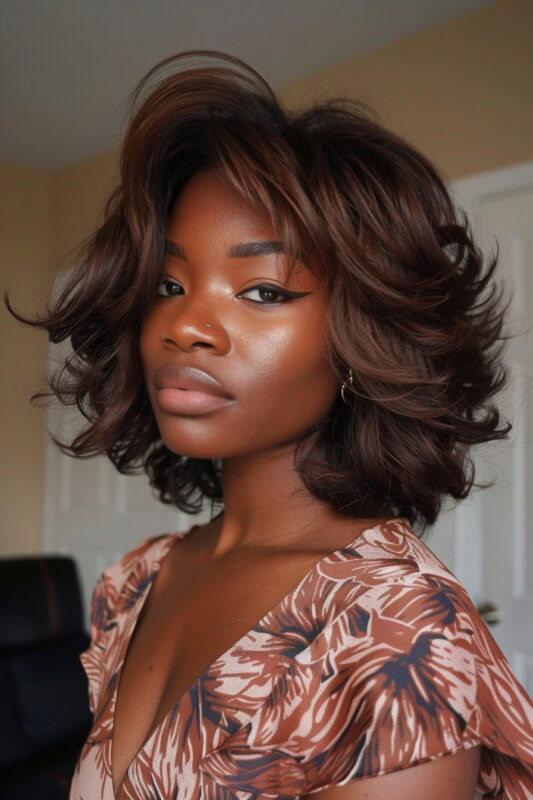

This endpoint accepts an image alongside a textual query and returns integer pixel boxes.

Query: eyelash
[155,278,296,305]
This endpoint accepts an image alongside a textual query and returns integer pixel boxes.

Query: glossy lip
[153,364,234,399]
[155,387,232,415]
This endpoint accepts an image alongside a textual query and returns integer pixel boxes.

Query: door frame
[450,160,533,607]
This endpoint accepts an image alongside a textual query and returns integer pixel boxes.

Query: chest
[110,545,322,795]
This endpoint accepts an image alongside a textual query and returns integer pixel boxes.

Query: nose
[161,301,230,352]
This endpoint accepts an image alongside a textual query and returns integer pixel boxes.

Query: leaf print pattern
[70,518,533,800]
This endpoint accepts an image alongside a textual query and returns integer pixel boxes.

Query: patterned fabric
[70,517,533,800]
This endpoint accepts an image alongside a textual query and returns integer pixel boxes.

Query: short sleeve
[79,533,172,715]
[198,569,533,799]
[301,574,482,793]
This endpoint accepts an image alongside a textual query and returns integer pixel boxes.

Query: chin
[157,432,224,461]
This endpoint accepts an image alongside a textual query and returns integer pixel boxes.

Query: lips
[153,364,233,399]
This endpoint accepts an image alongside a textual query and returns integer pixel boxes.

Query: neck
[203,441,393,559]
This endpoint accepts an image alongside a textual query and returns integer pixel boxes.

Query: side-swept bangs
[120,51,328,306]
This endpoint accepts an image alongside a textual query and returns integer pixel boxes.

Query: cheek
[255,317,338,407]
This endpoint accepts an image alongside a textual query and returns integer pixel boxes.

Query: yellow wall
[50,151,119,273]
[0,162,52,553]
[1,0,531,553]
[279,0,533,181]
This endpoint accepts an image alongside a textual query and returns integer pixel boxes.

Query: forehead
[168,169,274,233]
[167,170,326,286]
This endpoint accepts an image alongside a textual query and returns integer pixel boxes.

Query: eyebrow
[165,240,286,259]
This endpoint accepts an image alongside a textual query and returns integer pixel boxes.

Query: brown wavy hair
[5,49,516,538]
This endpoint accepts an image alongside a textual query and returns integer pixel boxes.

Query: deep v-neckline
[110,526,200,798]
[110,517,408,798]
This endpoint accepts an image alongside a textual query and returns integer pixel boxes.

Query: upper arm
[304,745,482,800]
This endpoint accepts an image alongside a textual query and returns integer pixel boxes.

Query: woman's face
[140,168,340,460]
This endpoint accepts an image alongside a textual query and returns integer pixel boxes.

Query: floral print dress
[70,517,533,799]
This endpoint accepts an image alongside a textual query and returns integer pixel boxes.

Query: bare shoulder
[304,745,482,800]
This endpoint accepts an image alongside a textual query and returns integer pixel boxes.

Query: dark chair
[0,554,92,799]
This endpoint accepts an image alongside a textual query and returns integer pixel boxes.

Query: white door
[426,161,533,695]
[43,163,533,697]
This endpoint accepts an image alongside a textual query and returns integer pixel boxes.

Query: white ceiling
[1,0,491,171]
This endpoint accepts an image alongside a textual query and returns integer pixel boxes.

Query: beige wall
[279,0,533,181]
[1,0,531,554]
[1,162,52,553]
[50,151,119,273]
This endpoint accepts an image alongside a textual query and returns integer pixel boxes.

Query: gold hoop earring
[340,368,354,405]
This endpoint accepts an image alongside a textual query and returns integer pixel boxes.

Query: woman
[6,50,533,799]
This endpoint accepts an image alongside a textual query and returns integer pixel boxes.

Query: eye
[238,284,292,304]
[156,278,182,297]
[155,279,307,305]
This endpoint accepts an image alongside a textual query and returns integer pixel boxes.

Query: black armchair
[0,554,92,799]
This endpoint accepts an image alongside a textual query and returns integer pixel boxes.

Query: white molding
[454,496,483,605]
[512,365,527,599]
[42,266,75,553]
[452,160,533,201]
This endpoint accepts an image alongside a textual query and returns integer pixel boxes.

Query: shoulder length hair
[5,49,516,539]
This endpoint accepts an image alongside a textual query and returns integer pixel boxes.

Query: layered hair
[5,49,515,538]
